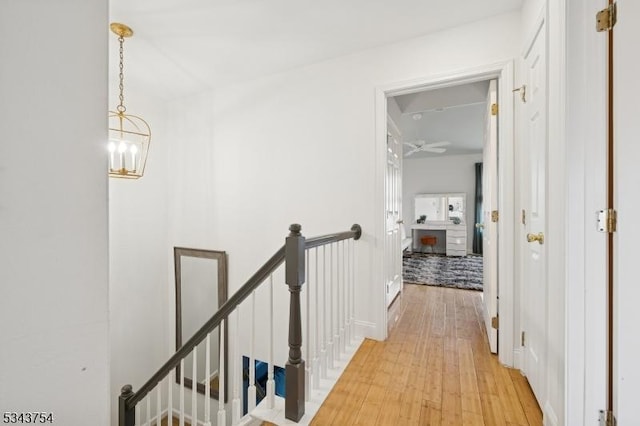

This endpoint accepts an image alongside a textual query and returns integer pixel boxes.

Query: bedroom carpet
[402,252,483,291]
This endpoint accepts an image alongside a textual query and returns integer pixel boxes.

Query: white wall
[403,154,482,253]
[108,90,170,424]
[163,11,521,346]
[0,1,110,424]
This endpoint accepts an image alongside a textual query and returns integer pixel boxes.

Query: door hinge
[599,410,616,426]
[596,3,617,32]
[522,209,526,225]
[491,210,499,223]
[491,316,499,329]
[597,209,617,233]
[491,103,498,116]
[521,331,526,346]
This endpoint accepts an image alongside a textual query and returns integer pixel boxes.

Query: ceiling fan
[403,140,451,156]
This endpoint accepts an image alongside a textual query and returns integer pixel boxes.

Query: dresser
[411,222,467,257]
[445,223,467,256]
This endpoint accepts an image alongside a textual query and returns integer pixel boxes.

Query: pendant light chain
[117,35,126,113]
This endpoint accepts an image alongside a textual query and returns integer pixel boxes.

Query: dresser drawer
[446,228,466,238]
[446,248,467,257]
[447,236,466,246]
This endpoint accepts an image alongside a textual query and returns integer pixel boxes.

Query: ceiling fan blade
[405,148,420,156]
[404,140,424,148]
[422,147,447,154]
[423,141,451,148]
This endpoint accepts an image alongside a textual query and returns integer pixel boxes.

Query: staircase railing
[118,223,362,426]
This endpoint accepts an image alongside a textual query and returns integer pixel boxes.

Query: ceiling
[109,0,522,100]
[392,81,490,159]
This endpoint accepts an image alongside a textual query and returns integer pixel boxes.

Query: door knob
[475,223,484,229]
[526,232,544,244]
[396,219,404,224]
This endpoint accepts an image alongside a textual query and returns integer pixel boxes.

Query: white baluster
[146,395,151,426]
[156,386,161,426]
[321,245,328,377]
[340,240,346,354]
[192,347,197,425]
[248,291,257,412]
[331,243,340,362]
[232,308,241,423]
[345,239,351,346]
[266,275,275,408]
[336,241,341,358]
[327,243,334,369]
[204,333,211,426]
[335,241,340,356]
[305,249,311,401]
[218,320,226,426]
[135,402,141,426]
[350,238,356,342]
[167,369,173,426]
[313,247,321,389]
[180,359,185,426]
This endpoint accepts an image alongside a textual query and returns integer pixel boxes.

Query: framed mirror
[414,193,466,222]
[174,247,228,400]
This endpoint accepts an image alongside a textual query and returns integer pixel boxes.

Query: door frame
[374,61,516,367]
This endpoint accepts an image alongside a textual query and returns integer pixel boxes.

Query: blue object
[242,356,286,414]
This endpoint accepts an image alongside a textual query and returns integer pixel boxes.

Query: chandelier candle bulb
[130,145,138,172]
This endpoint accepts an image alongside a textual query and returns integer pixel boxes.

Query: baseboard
[513,347,524,371]
[543,401,559,426]
[354,320,378,340]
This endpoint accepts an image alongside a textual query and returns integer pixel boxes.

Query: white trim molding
[354,320,377,340]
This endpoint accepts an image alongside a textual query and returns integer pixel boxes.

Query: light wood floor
[310,284,543,425]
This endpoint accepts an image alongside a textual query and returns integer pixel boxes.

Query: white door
[482,80,499,353]
[521,20,547,406]
[385,129,402,307]
[614,1,640,422]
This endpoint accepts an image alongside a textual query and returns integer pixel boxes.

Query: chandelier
[108,23,151,179]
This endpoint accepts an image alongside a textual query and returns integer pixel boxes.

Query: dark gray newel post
[118,384,135,426]
[285,223,306,421]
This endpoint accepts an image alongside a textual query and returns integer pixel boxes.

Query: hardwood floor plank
[496,367,530,425]
[375,393,402,425]
[458,338,483,416]
[310,284,542,426]
[510,369,544,425]
[462,410,486,426]
[420,399,443,426]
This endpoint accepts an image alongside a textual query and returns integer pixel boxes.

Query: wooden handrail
[304,224,362,249]
[120,223,363,423]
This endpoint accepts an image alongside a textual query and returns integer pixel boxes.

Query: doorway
[388,78,499,352]
[375,62,516,366]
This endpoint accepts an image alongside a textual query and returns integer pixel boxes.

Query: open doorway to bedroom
[383,75,505,355]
